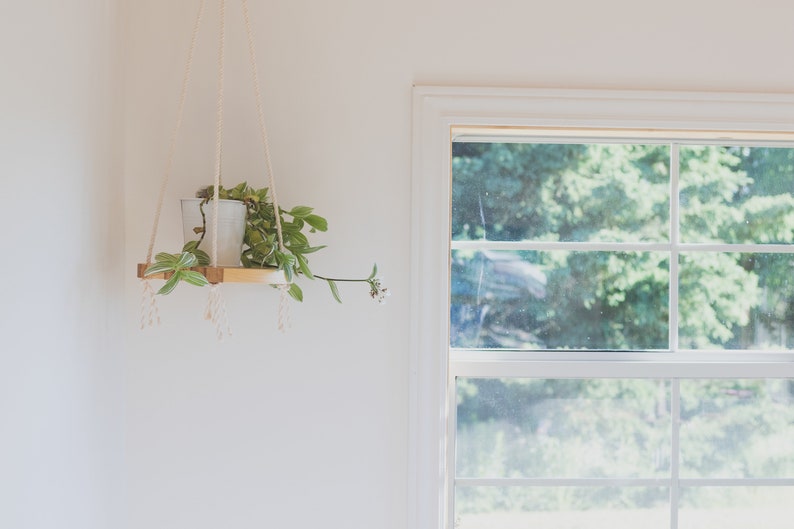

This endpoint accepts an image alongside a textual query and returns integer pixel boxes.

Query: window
[410,88,794,529]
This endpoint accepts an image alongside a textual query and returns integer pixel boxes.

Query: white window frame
[409,86,794,529]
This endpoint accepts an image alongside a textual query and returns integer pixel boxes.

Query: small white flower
[368,278,391,304]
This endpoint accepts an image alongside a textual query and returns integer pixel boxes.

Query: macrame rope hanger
[140,0,291,336]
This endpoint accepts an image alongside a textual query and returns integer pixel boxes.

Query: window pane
[678,253,794,350]
[451,142,670,242]
[680,145,794,244]
[455,486,669,529]
[678,487,794,529]
[456,379,671,478]
[679,379,794,478]
[451,250,669,349]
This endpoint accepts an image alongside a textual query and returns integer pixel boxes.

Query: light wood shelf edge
[137,263,289,285]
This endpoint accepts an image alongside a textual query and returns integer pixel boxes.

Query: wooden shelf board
[137,263,288,285]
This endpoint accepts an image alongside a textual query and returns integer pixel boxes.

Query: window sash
[410,86,794,529]
[449,375,794,529]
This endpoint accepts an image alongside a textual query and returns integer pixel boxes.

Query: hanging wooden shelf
[137,263,288,285]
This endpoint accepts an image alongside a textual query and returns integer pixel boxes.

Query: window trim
[409,86,794,529]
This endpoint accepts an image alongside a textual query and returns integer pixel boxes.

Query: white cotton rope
[145,0,206,265]
[241,0,286,253]
[141,0,205,326]
[211,0,225,266]
[202,0,230,337]
[241,0,291,331]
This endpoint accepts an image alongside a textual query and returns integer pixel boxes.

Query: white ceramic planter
[181,198,246,266]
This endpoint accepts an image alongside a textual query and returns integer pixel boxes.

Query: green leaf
[183,240,200,252]
[157,273,182,295]
[296,253,314,279]
[175,251,198,269]
[289,205,314,218]
[288,231,309,247]
[144,262,177,276]
[327,279,342,303]
[368,263,378,280]
[180,270,210,287]
[275,251,297,269]
[287,282,304,302]
[305,214,328,232]
[181,243,210,266]
[283,263,294,282]
[154,252,179,265]
[192,248,211,266]
[291,244,326,255]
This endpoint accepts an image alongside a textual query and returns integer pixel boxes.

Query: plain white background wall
[0,1,124,528]
[123,1,794,529]
[4,0,794,528]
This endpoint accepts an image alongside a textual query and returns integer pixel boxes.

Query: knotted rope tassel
[140,279,161,329]
[204,283,232,340]
[277,285,292,333]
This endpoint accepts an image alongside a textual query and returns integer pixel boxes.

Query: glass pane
[679,379,794,478]
[678,253,794,350]
[451,250,669,349]
[679,487,794,529]
[680,145,794,244]
[455,486,669,529]
[451,142,670,242]
[456,379,671,478]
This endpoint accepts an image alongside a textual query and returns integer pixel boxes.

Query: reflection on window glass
[451,142,669,242]
[455,486,669,529]
[451,141,794,352]
[678,487,794,529]
[449,135,794,529]
[679,253,794,350]
[679,379,794,478]
[455,378,794,527]
[456,378,671,478]
[679,146,794,244]
[451,250,669,349]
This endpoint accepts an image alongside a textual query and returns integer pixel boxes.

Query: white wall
[120,1,794,529]
[0,1,124,528]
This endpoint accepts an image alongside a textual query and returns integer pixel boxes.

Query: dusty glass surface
[679,379,794,478]
[451,142,669,242]
[679,146,794,244]
[454,486,669,529]
[456,378,671,478]
[451,250,669,349]
[678,487,794,529]
[678,253,794,350]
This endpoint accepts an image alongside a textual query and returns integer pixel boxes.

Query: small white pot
[181,198,246,266]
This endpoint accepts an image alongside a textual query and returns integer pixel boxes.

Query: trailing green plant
[143,240,211,295]
[144,182,389,303]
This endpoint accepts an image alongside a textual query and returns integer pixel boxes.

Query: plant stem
[196,199,208,249]
[314,274,369,283]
